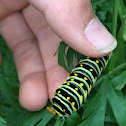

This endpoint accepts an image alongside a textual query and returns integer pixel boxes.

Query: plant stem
[116,20,126,50]
[111,0,119,37]
[107,0,126,71]
[119,0,126,40]
[54,117,65,126]
[123,26,126,41]
[105,0,119,72]
[108,20,126,71]
[118,0,126,22]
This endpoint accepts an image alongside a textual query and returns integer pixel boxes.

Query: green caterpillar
[47,53,111,118]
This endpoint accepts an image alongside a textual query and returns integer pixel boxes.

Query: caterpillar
[47,53,111,118]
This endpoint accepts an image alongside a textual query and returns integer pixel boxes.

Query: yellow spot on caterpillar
[67,97,70,100]
[80,83,84,86]
[68,75,70,77]
[64,80,67,82]
[87,57,90,59]
[80,64,83,67]
[101,67,103,71]
[74,109,77,112]
[72,102,75,106]
[90,84,92,89]
[73,67,75,69]
[63,109,65,112]
[74,73,78,76]
[71,79,74,81]
[58,90,61,94]
[85,90,88,94]
[90,69,93,71]
[84,77,88,80]
[96,60,99,63]
[106,60,108,64]
[95,77,97,80]
[67,83,70,85]
[80,95,83,100]
[75,88,78,91]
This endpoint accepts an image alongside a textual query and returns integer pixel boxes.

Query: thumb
[28,0,117,57]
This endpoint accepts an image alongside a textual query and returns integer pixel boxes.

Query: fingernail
[85,18,117,53]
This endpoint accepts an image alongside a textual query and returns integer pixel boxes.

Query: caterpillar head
[46,106,69,118]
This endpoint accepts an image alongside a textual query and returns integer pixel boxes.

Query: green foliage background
[0,0,126,126]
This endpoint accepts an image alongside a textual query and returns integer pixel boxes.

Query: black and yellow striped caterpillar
[47,53,111,118]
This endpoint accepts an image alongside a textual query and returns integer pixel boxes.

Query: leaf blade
[106,75,126,126]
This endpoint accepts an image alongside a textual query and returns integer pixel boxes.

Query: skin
[0,0,110,111]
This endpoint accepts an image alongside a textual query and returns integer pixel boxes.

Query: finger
[23,6,69,100]
[28,0,117,57]
[0,0,28,20]
[0,12,48,111]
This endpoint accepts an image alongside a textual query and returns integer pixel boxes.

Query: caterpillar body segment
[47,53,111,117]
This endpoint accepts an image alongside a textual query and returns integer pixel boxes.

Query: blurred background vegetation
[0,0,126,126]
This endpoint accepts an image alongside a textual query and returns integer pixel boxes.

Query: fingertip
[19,73,48,111]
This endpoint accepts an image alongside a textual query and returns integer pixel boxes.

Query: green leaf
[109,63,126,76]
[65,113,82,126]
[118,0,126,22]
[58,42,69,72]
[108,21,126,71]
[66,47,75,72]
[123,29,126,41]
[106,75,126,126]
[105,103,117,124]
[79,68,126,126]
[54,117,65,126]
[91,0,114,25]
[123,20,126,40]
[78,80,107,126]
[21,108,54,126]
[0,116,7,126]
[104,122,118,126]
[111,70,126,90]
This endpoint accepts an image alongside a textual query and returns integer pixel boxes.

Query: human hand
[0,0,117,111]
